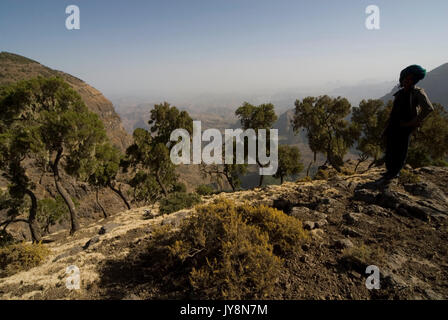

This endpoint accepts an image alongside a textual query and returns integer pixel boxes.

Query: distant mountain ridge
[0,52,131,151]
[380,63,448,108]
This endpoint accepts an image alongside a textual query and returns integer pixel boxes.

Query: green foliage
[159,192,201,215]
[293,96,357,172]
[274,145,303,183]
[171,182,187,193]
[148,102,193,145]
[0,77,110,235]
[398,169,420,184]
[236,202,308,257]
[235,102,278,186]
[199,142,248,191]
[144,199,307,299]
[432,158,448,167]
[342,243,384,267]
[406,147,433,168]
[0,184,31,223]
[351,99,392,165]
[37,196,67,233]
[407,103,448,168]
[0,242,50,277]
[235,102,278,130]
[88,143,121,188]
[297,175,313,183]
[195,184,214,196]
[313,167,337,180]
[128,171,161,204]
[125,102,193,198]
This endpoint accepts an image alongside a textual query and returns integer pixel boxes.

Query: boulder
[334,238,354,249]
[99,223,121,235]
[83,236,100,250]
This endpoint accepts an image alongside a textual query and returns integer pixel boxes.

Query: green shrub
[406,147,432,168]
[432,158,448,167]
[398,169,420,184]
[237,203,308,257]
[159,192,201,215]
[313,167,337,180]
[0,242,51,277]
[144,198,308,299]
[195,184,214,196]
[171,182,187,193]
[297,175,313,182]
[342,243,384,267]
[37,196,67,233]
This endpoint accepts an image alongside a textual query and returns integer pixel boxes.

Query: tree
[274,145,303,184]
[0,84,44,242]
[235,102,278,187]
[37,196,67,234]
[89,143,131,215]
[199,141,248,191]
[351,99,392,172]
[0,77,108,235]
[125,102,193,200]
[406,103,448,167]
[293,96,357,174]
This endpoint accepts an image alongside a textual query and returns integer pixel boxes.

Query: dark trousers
[385,128,411,178]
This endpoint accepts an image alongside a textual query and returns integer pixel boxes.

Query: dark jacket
[385,86,434,134]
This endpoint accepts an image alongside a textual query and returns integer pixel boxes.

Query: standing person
[382,65,434,180]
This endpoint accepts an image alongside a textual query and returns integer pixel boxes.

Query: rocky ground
[1,165,447,300]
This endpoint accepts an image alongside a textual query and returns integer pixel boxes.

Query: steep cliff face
[0,52,131,151]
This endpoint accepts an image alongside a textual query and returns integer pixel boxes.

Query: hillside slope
[0,52,134,240]
[0,52,131,150]
[1,163,447,300]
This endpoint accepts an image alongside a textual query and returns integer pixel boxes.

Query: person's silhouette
[382,65,434,180]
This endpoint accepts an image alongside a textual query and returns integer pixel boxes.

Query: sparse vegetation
[195,184,214,196]
[158,192,201,215]
[0,242,50,277]
[342,243,385,267]
[293,96,358,174]
[314,167,337,180]
[124,103,193,199]
[235,102,278,187]
[142,199,307,299]
[37,196,67,234]
[398,169,420,184]
[274,145,304,183]
[407,103,448,168]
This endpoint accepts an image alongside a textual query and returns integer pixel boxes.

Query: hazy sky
[1,0,447,99]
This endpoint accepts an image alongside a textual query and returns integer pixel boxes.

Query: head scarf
[399,65,427,84]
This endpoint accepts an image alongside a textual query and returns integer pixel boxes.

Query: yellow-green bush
[0,242,51,277]
[342,243,384,267]
[314,167,337,180]
[237,203,308,257]
[297,176,312,183]
[398,169,420,184]
[144,198,308,299]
